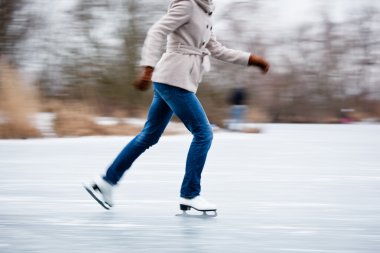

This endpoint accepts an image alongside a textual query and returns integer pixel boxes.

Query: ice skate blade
[175,210,217,218]
[176,206,217,218]
[180,204,217,212]
[83,184,112,210]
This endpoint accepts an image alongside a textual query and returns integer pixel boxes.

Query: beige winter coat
[140,0,251,92]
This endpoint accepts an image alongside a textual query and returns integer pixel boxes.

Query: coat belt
[167,43,211,72]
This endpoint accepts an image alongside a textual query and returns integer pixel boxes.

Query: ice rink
[1,124,380,252]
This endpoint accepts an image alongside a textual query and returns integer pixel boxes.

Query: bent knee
[193,125,213,143]
[135,131,160,147]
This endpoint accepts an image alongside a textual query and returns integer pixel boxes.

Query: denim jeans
[228,105,247,131]
[230,105,247,123]
[103,82,213,198]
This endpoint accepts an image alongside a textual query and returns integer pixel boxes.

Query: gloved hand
[133,66,154,91]
[248,54,270,73]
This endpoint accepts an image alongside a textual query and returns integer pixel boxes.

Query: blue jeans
[230,105,247,123]
[103,82,213,198]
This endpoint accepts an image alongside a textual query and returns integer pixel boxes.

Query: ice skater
[84,0,269,214]
[227,87,249,131]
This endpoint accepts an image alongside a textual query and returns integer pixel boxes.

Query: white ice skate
[177,196,217,217]
[84,177,114,210]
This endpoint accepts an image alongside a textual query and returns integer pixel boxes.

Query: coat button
[202,42,205,46]
[206,25,209,28]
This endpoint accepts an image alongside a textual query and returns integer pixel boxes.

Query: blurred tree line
[1,0,380,123]
[0,0,25,55]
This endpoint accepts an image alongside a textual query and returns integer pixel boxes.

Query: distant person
[339,108,354,124]
[227,87,249,131]
[85,0,269,213]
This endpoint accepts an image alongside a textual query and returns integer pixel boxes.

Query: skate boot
[178,196,217,217]
[84,177,114,210]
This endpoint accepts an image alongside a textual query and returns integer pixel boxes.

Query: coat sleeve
[206,30,251,66]
[140,0,193,67]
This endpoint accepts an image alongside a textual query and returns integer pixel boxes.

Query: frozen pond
[1,124,380,252]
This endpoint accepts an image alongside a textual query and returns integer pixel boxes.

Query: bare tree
[0,0,37,59]
[36,0,168,112]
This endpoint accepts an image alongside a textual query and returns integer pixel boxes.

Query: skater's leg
[103,90,173,185]
[154,83,213,199]
[230,105,247,131]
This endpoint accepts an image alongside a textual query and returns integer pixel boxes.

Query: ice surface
[0,124,380,253]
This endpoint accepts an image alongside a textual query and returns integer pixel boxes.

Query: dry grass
[242,127,261,134]
[40,99,66,113]
[246,107,270,123]
[53,104,142,137]
[54,107,107,137]
[0,122,41,139]
[103,123,142,136]
[0,58,41,139]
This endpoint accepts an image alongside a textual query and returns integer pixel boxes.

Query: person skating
[227,87,249,131]
[84,0,269,214]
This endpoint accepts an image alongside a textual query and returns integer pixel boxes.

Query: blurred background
[1,0,380,138]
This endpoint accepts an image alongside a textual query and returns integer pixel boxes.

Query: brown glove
[133,66,154,91]
[248,54,270,73]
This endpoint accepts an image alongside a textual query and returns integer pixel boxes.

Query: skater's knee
[205,127,213,143]
[193,125,213,144]
[135,131,161,148]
